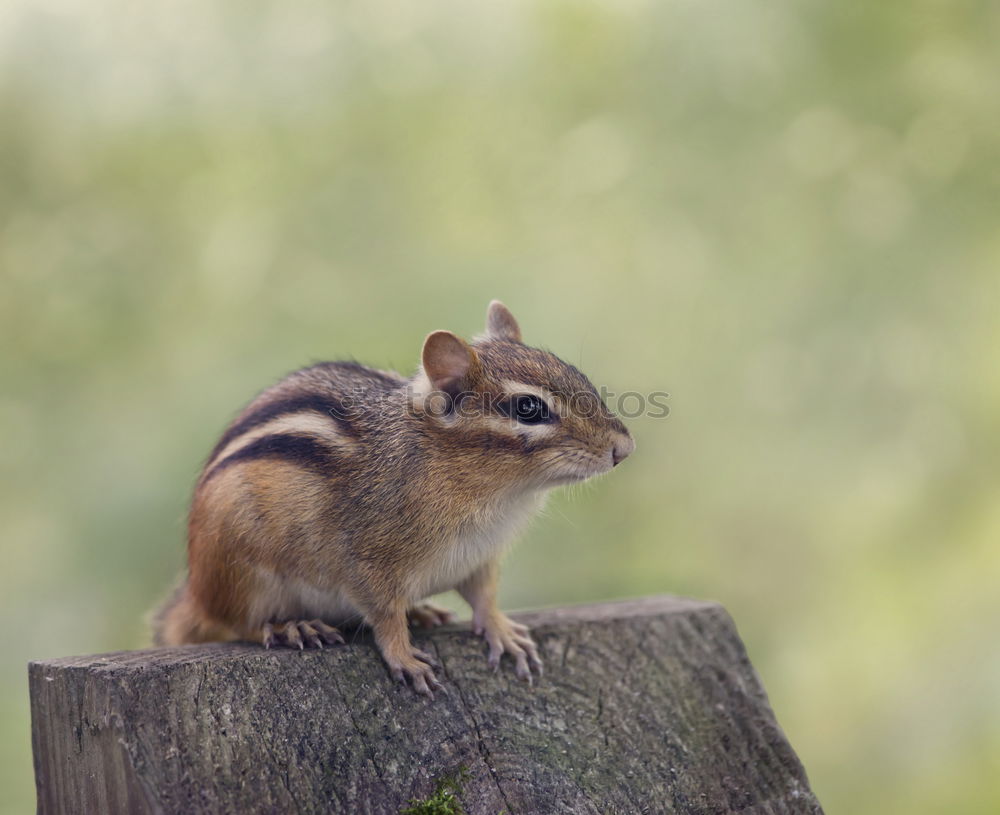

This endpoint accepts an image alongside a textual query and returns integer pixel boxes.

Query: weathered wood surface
[30,596,823,814]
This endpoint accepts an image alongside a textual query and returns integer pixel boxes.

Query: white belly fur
[410,491,546,600]
[250,491,545,624]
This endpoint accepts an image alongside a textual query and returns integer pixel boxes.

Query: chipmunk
[152,301,634,695]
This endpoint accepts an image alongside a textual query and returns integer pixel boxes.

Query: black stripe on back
[203,433,337,483]
[208,392,358,464]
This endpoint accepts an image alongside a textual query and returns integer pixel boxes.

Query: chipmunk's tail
[149,578,236,646]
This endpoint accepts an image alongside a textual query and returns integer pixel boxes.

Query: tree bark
[30,596,823,814]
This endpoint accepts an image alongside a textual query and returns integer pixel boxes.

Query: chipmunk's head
[412,300,634,489]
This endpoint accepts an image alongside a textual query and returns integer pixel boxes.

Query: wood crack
[327,660,387,785]
[432,639,515,815]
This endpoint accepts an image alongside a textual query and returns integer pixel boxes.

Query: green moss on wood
[400,768,470,815]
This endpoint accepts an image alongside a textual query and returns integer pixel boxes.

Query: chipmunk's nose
[611,434,635,466]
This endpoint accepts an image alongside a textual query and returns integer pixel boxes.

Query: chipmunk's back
[202,360,407,476]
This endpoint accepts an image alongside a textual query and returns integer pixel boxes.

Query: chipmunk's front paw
[261,619,345,650]
[386,648,444,697]
[407,602,455,629]
[476,615,543,683]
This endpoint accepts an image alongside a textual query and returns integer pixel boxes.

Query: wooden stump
[29,596,823,814]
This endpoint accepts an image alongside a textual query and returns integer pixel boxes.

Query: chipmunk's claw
[390,656,442,697]
[259,619,344,650]
[477,615,543,683]
[309,619,346,645]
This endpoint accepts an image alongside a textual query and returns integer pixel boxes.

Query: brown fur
[152,301,634,693]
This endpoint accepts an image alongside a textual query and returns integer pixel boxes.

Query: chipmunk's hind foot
[407,602,455,629]
[261,619,345,650]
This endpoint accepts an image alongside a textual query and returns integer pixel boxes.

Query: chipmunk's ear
[422,330,481,395]
[485,300,522,343]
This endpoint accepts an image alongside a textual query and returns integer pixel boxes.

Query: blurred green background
[2,0,999,812]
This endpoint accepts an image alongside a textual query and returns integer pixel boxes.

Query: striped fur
[206,392,358,464]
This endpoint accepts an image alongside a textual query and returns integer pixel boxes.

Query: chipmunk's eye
[512,394,551,425]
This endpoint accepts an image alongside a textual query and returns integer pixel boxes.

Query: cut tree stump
[29,596,823,814]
